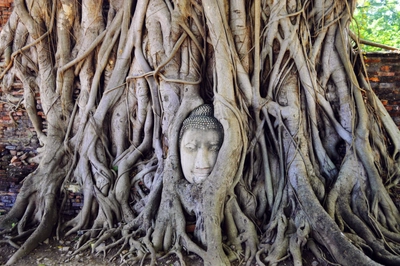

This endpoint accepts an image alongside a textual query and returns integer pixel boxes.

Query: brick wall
[0,0,12,30]
[0,84,43,152]
[0,81,45,214]
[364,52,400,128]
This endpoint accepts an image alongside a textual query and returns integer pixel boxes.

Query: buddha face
[180,128,222,184]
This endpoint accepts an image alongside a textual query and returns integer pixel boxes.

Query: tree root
[2,1,400,266]
[6,194,58,265]
[260,214,290,265]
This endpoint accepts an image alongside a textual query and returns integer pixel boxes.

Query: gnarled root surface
[1,0,400,265]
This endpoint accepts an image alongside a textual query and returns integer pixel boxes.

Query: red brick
[380,65,391,72]
[369,76,379,82]
[377,72,395,77]
[364,58,381,64]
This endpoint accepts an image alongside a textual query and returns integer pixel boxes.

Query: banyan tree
[0,0,400,265]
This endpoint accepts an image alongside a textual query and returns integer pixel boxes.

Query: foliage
[352,0,400,51]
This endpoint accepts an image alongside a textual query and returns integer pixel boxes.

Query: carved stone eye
[184,144,196,151]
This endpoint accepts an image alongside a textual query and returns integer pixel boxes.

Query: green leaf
[353,0,400,51]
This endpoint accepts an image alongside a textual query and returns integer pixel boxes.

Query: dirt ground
[0,234,324,266]
[0,235,204,266]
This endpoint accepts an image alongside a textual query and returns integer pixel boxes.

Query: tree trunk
[1,0,400,265]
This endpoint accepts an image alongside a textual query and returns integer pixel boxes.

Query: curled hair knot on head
[179,104,224,147]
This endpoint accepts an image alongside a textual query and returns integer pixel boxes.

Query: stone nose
[194,147,211,169]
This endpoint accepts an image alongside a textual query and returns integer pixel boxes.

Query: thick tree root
[1,1,400,266]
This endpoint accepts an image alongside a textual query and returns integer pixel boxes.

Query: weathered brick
[380,65,391,72]
[364,57,381,64]
[377,72,395,77]
[368,77,379,82]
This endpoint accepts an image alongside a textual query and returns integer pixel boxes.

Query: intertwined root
[1,0,400,265]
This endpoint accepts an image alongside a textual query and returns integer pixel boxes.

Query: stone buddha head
[179,104,224,184]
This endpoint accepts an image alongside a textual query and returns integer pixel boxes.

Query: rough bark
[1,0,400,265]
